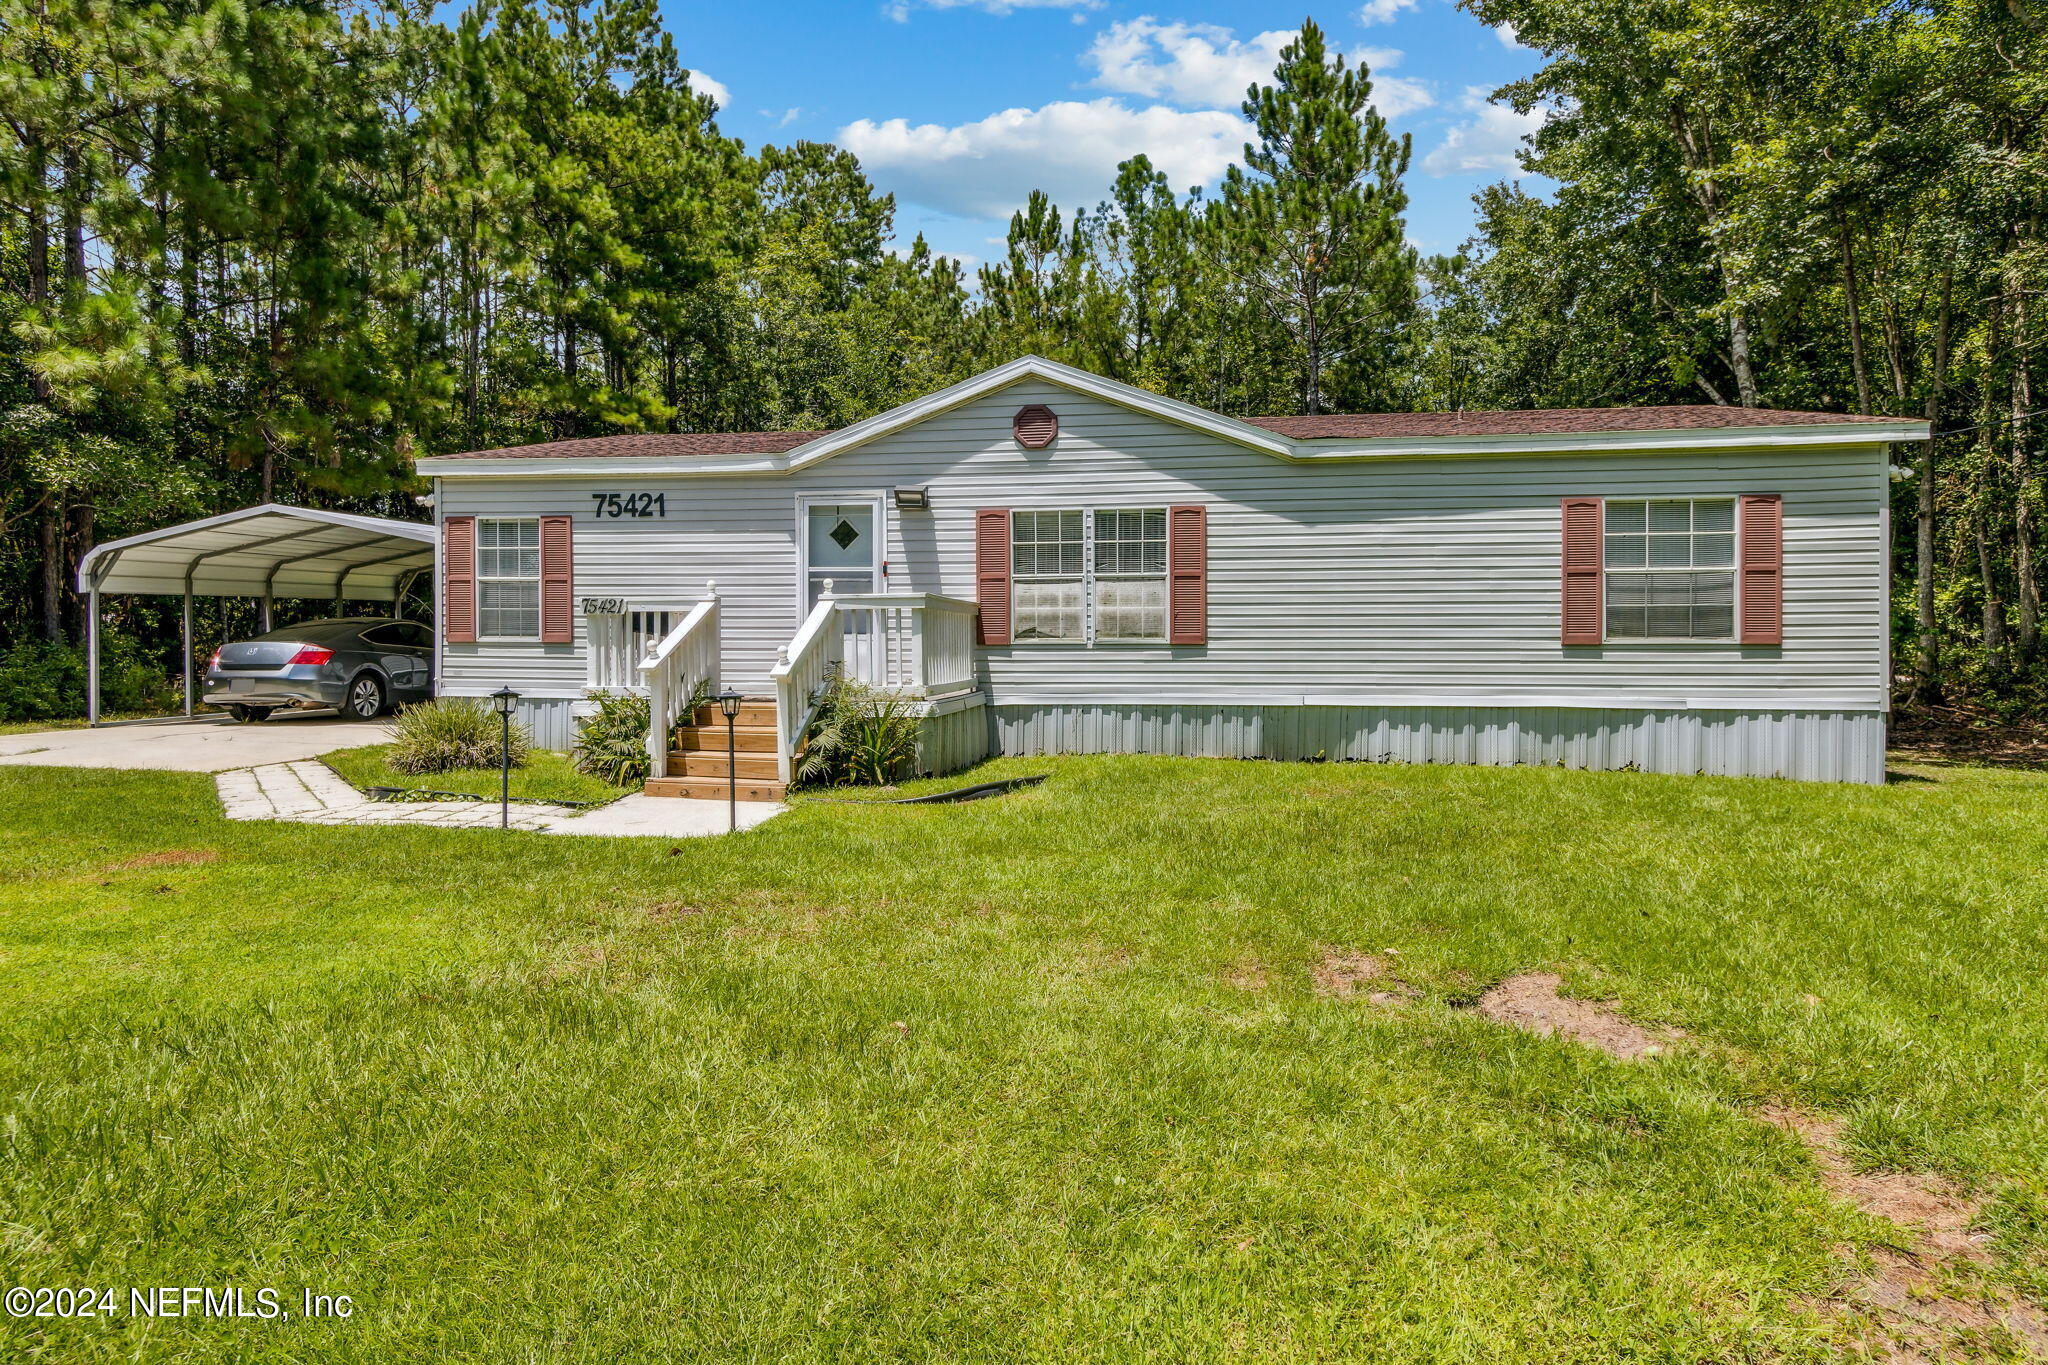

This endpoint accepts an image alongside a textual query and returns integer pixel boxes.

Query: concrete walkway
[217,761,785,838]
[0,714,395,771]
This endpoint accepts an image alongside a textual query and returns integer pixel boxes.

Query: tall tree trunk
[2012,284,2039,656]
[66,502,94,641]
[1975,384,2009,667]
[38,501,63,642]
[1671,117,1760,408]
[1977,489,2007,661]
[178,207,200,367]
[61,146,86,283]
[1913,269,1952,702]
[1839,216,1873,414]
[24,139,51,402]
[1725,302,1760,408]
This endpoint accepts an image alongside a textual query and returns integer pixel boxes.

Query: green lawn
[322,742,632,807]
[1,754,2045,1361]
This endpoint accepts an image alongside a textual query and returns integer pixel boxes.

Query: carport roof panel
[76,504,436,602]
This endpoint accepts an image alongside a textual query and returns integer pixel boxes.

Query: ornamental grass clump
[794,668,922,788]
[386,698,529,776]
[571,690,651,786]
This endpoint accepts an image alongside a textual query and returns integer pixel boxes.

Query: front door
[804,502,879,611]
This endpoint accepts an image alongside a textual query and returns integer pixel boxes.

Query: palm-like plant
[794,667,922,787]
[571,690,652,786]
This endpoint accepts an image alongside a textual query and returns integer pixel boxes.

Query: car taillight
[288,645,334,665]
[207,649,221,670]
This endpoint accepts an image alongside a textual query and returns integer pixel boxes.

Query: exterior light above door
[893,487,931,510]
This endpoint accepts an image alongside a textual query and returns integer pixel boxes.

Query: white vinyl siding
[476,517,540,639]
[1603,498,1736,641]
[436,378,1889,716]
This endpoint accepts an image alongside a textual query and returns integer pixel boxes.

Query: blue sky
[660,0,1548,272]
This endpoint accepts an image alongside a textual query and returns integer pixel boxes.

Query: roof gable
[780,356,1296,468]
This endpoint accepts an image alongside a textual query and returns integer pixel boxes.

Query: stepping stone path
[218,761,574,831]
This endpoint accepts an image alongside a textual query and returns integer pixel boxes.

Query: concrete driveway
[0,712,395,772]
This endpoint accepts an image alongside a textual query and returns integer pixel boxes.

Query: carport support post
[181,589,195,717]
[86,585,101,727]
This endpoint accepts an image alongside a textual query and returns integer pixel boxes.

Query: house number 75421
[589,492,666,518]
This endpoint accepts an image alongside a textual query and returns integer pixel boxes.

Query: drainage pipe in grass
[797,775,1047,806]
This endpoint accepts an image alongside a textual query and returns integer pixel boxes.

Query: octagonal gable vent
[1012,404,1058,450]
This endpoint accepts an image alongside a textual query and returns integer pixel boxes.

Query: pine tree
[1209,18,1416,415]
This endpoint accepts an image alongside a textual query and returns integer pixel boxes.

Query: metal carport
[74,504,436,726]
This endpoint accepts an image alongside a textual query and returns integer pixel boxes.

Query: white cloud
[1085,19,1291,108]
[768,107,803,128]
[686,70,729,110]
[1421,86,1546,176]
[1352,47,1432,119]
[883,0,1100,20]
[1356,0,1416,24]
[1494,19,1532,50]
[1084,18,1430,118]
[839,98,1251,219]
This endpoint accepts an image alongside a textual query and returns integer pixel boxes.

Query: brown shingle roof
[433,430,829,460]
[431,405,1908,461]
[1246,405,1908,440]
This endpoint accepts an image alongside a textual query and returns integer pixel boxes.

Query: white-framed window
[476,517,541,639]
[1604,498,1736,640]
[1013,508,1168,643]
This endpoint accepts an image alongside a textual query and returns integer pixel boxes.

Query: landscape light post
[718,689,743,833]
[492,686,519,830]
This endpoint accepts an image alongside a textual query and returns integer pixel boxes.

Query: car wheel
[229,705,273,723]
[343,674,387,720]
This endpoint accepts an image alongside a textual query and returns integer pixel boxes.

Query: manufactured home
[413,356,1928,794]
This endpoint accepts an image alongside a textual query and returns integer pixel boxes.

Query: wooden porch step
[672,724,779,753]
[689,699,777,727]
[668,749,782,780]
[644,775,788,802]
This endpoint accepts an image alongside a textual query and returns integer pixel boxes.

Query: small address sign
[590,492,667,519]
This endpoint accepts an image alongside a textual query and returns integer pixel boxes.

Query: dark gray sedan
[205,617,434,721]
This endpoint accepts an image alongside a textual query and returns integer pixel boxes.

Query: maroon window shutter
[1560,497,1604,645]
[1739,494,1784,645]
[975,509,1011,645]
[1168,504,1207,645]
[443,516,476,644]
[539,515,574,644]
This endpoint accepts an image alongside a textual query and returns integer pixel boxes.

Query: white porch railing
[830,592,979,696]
[587,609,679,694]
[638,582,720,781]
[767,581,980,785]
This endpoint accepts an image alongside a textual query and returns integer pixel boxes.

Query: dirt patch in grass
[1223,959,1270,991]
[1473,973,1679,1060]
[545,941,610,980]
[646,901,708,919]
[107,849,218,870]
[1312,951,1417,1006]
[1758,1106,2048,1360]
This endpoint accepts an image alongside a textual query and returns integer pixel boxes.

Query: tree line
[0,0,2040,711]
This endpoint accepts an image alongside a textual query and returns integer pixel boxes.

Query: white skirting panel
[918,698,991,777]
[510,697,583,752]
[988,704,1887,784]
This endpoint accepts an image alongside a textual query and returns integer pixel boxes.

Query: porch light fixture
[892,486,930,510]
[717,689,743,833]
[491,685,519,830]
